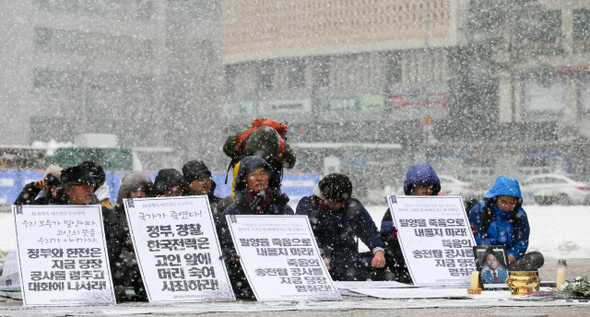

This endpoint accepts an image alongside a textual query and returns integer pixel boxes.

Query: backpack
[225,118,288,183]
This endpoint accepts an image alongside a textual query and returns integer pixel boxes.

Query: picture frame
[473,246,509,287]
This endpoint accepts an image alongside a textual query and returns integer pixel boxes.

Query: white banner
[386,196,477,286]
[124,196,235,302]
[226,215,341,301]
[13,205,115,306]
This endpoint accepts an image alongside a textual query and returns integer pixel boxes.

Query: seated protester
[296,173,386,281]
[183,160,222,224]
[379,164,441,283]
[217,156,293,299]
[113,171,155,300]
[51,164,126,302]
[154,168,184,197]
[14,165,61,205]
[469,175,544,271]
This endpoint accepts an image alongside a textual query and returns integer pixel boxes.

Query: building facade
[0,0,224,171]
[221,0,590,190]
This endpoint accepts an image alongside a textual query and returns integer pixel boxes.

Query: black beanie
[318,173,352,203]
[154,169,185,195]
[182,160,211,183]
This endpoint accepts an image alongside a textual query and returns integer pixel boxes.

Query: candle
[556,270,565,289]
[470,271,479,289]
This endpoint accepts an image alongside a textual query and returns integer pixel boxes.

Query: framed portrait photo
[473,246,509,287]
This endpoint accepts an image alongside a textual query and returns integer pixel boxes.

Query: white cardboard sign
[226,215,341,301]
[386,196,477,286]
[13,205,116,306]
[124,196,235,302]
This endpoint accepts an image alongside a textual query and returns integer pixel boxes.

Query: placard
[386,196,477,286]
[13,205,116,306]
[226,215,341,301]
[124,196,235,302]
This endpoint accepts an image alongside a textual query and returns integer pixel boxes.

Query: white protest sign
[13,205,115,306]
[227,215,341,301]
[124,196,235,302]
[387,196,477,286]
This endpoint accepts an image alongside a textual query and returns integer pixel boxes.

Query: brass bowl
[505,271,541,295]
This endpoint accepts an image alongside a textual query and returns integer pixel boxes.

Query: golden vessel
[505,271,541,295]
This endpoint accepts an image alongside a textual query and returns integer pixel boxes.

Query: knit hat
[60,164,96,186]
[154,169,185,195]
[318,173,352,203]
[182,160,212,183]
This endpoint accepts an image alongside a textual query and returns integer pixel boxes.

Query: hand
[231,253,241,263]
[508,254,516,264]
[371,250,386,268]
[323,257,331,270]
[34,178,46,189]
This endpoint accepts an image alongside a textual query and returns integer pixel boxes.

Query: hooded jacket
[115,171,154,240]
[468,176,530,259]
[403,164,441,196]
[217,156,293,258]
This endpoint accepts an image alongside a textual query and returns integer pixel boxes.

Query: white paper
[13,205,116,306]
[226,215,341,301]
[124,196,235,302]
[387,196,477,286]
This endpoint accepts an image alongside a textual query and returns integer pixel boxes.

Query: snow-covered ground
[1,204,587,259]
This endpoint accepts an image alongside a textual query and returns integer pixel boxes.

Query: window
[573,9,590,40]
[288,59,305,89]
[516,10,562,43]
[258,60,275,91]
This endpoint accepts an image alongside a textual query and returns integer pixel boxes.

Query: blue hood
[483,175,522,200]
[234,156,273,192]
[403,164,441,195]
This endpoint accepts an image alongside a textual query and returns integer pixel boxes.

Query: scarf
[244,188,273,214]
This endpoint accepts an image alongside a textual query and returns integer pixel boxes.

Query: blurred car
[438,175,473,197]
[520,174,590,205]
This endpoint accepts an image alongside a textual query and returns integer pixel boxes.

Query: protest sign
[13,205,116,306]
[226,215,341,301]
[387,196,477,286]
[124,196,235,302]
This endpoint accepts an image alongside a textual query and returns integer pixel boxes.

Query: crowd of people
[13,119,545,301]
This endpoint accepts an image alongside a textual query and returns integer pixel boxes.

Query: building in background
[221,0,590,193]
[0,0,224,171]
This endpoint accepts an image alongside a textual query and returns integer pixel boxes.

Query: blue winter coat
[217,156,294,258]
[296,195,384,262]
[468,176,530,259]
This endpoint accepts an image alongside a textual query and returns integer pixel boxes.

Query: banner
[386,196,477,286]
[125,196,235,302]
[13,205,116,306]
[226,215,341,301]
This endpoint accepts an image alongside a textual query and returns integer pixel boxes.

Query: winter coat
[296,193,385,263]
[49,194,124,267]
[217,156,294,258]
[468,176,530,259]
[14,182,50,205]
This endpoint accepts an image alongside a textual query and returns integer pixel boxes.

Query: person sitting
[468,175,544,271]
[217,156,293,299]
[481,248,509,284]
[183,160,222,224]
[296,173,386,281]
[378,164,441,283]
[51,163,126,302]
[14,165,61,205]
[153,168,184,197]
[113,171,155,300]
